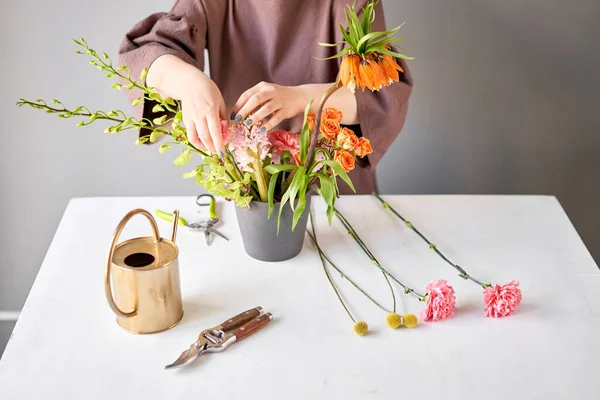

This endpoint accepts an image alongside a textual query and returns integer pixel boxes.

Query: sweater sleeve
[353,1,414,168]
[117,0,207,131]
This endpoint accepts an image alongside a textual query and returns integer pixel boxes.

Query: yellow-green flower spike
[403,313,419,328]
[354,321,369,336]
[386,313,403,329]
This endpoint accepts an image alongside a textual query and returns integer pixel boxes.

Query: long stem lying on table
[333,208,426,301]
[309,211,358,324]
[306,229,391,314]
[372,193,492,289]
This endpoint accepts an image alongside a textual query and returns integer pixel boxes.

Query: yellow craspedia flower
[403,313,419,328]
[386,313,403,329]
[354,321,369,336]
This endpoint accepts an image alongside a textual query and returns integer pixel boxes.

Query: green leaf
[318,175,335,224]
[140,68,148,81]
[319,159,356,192]
[339,24,355,48]
[299,99,314,164]
[365,37,405,53]
[159,143,171,153]
[264,164,297,174]
[361,2,374,34]
[131,97,143,107]
[377,47,414,60]
[288,167,306,212]
[111,83,122,90]
[116,65,129,72]
[105,72,115,78]
[316,40,344,48]
[149,129,163,143]
[106,110,119,117]
[126,83,135,90]
[356,25,402,53]
[314,47,351,61]
[76,121,85,127]
[291,176,309,230]
[101,52,109,59]
[276,188,291,235]
[153,115,167,125]
[173,148,191,166]
[267,172,279,219]
[152,104,165,113]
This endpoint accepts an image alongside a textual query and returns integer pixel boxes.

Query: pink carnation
[484,281,522,318]
[420,279,456,322]
[269,130,299,164]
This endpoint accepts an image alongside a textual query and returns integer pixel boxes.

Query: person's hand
[179,71,227,154]
[230,82,307,132]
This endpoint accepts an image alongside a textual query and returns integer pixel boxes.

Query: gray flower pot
[235,196,311,262]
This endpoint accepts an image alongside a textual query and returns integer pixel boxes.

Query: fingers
[249,101,281,131]
[231,82,263,120]
[260,111,286,132]
[184,118,202,149]
[236,92,272,125]
[196,118,216,153]
[207,114,224,155]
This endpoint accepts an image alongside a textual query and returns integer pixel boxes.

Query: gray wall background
[1,0,599,354]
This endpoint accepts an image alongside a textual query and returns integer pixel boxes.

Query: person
[118,0,413,194]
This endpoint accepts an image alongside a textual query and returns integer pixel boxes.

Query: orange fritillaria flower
[337,54,361,93]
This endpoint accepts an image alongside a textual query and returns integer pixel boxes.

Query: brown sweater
[118,0,413,194]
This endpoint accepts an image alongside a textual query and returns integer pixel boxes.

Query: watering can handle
[104,209,179,319]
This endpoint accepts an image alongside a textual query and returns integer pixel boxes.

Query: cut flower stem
[372,193,492,289]
[307,218,392,314]
[333,208,426,301]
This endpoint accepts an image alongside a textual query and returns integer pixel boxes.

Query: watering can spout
[171,210,180,243]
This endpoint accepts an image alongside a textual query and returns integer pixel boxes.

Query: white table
[1,195,599,399]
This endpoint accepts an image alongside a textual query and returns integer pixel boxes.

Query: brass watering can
[104,209,183,334]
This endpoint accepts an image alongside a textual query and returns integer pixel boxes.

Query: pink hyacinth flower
[484,280,522,318]
[421,279,456,322]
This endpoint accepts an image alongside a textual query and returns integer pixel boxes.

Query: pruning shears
[155,194,229,245]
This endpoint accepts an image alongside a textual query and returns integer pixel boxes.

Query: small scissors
[155,194,229,245]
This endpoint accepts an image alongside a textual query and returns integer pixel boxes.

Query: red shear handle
[233,313,273,342]
[220,307,263,332]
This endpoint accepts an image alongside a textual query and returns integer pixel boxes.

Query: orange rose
[337,127,359,151]
[307,112,316,132]
[334,149,355,172]
[354,137,373,157]
[323,107,343,123]
[320,118,341,139]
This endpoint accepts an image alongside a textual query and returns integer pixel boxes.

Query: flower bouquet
[17,0,411,261]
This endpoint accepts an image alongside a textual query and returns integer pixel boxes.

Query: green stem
[252,156,269,202]
[372,192,492,289]
[334,208,427,301]
[306,229,391,314]
[309,210,356,323]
